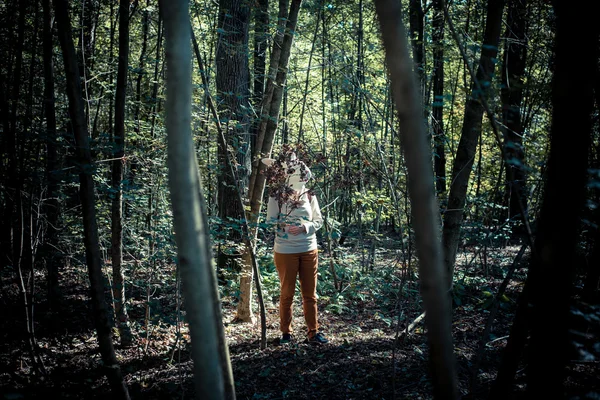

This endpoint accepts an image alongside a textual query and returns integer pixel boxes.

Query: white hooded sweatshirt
[264,157,323,254]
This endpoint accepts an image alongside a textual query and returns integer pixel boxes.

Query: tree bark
[160,0,235,397]
[248,0,291,197]
[240,0,303,326]
[78,0,97,131]
[374,0,458,398]
[297,2,321,143]
[2,0,27,272]
[408,0,425,92]
[54,1,130,398]
[441,0,506,287]
[214,0,252,322]
[501,0,528,227]
[524,2,598,396]
[42,0,60,311]
[252,0,269,113]
[111,0,133,347]
[192,26,268,353]
[432,0,446,196]
[250,0,270,160]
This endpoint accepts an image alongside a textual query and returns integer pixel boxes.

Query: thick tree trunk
[54,1,130,398]
[501,0,528,227]
[583,214,600,303]
[374,0,458,398]
[524,2,598,396]
[160,1,235,397]
[492,4,598,397]
[489,282,531,399]
[111,0,133,347]
[214,0,252,321]
[441,0,505,287]
[432,0,446,196]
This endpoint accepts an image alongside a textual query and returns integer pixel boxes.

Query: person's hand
[288,225,306,235]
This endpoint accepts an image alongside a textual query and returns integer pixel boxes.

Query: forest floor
[1,243,598,399]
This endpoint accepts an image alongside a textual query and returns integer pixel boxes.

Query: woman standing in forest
[263,151,329,345]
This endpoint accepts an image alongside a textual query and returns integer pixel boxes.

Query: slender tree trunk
[192,25,267,354]
[441,0,506,287]
[374,0,458,398]
[111,0,133,347]
[127,0,151,219]
[282,87,289,144]
[149,13,163,139]
[251,0,269,156]
[107,0,116,144]
[408,0,425,92]
[2,0,27,272]
[248,0,291,197]
[524,2,598,396]
[432,0,446,197]
[135,3,149,131]
[297,1,321,143]
[160,1,235,397]
[54,1,130,397]
[239,0,303,325]
[78,0,97,131]
[501,0,528,228]
[0,68,10,273]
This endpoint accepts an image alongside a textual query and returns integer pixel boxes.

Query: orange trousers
[274,249,319,336]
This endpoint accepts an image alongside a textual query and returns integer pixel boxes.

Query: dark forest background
[1,0,599,399]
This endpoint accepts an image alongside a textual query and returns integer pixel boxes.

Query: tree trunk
[408,0,425,92]
[107,0,116,145]
[160,1,235,397]
[111,0,133,347]
[54,1,130,398]
[524,2,598,396]
[240,0,303,325]
[489,282,531,399]
[252,0,269,154]
[42,1,61,307]
[248,0,292,197]
[215,0,252,321]
[297,1,321,143]
[78,0,97,131]
[374,0,458,398]
[2,0,27,272]
[135,2,149,130]
[583,212,600,303]
[441,0,506,287]
[432,0,446,196]
[127,0,151,219]
[501,0,528,228]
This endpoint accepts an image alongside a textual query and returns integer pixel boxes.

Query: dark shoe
[308,332,328,344]
[280,333,293,344]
